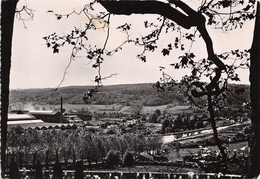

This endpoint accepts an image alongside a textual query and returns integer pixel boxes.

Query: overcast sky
[10,0,255,89]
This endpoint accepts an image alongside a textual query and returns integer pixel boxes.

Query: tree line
[6,126,163,170]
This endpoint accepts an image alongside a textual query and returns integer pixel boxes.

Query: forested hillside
[9,83,249,106]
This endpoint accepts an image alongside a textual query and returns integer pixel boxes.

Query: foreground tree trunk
[207,94,227,160]
[45,150,49,169]
[1,0,19,176]
[248,1,260,178]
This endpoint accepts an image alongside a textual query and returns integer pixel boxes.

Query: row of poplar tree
[6,126,163,169]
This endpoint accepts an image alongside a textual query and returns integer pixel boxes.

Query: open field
[167,141,248,163]
[22,103,192,115]
[30,104,123,112]
[140,105,191,114]
[120,106,140,114]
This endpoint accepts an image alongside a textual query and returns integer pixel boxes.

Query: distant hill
[9,83,250,107]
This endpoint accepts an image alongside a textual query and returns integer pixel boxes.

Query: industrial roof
[29,110,59,115]
[8,122,77,130]
[7,112,77,130]
[8,113,36,120]
[8,119,44,125]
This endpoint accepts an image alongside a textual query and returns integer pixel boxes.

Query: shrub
[183,141,199,148]
[232,132,246,142]
[183,148,247,175]
[122,150,135,167]
[165,126,173,133]
[174,128,184,133]
[105,150,121,168]
[243,126,251,135]
[183,155,194,162]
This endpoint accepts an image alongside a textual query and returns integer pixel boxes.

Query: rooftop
[8,122,77,130]
[8,113,36,120]
[8,119,44,125]
[29,110,59,115]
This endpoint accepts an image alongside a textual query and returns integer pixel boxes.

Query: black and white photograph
[1,0,260,178]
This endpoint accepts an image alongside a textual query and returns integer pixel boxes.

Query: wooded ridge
[9,83,249,106]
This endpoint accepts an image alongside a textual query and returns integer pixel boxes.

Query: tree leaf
[92,64,98,68]
[80,32,86,37]
[162,48,170,56]
[180,56,188,67]
[57,15,62,20]
[53,43,59,53]
[168,43,172,50]
[53,48,59,53]
[189,53,195,59]
[186,34,194,41]
[181,44,185,51]
[242,5,251,11]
